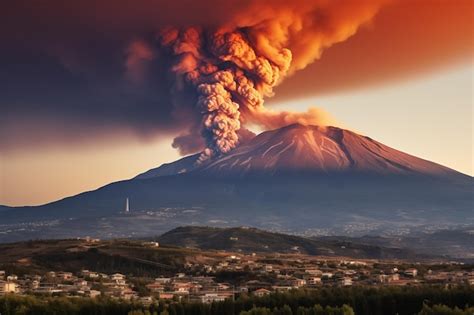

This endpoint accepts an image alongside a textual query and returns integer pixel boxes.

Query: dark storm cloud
[0,46,192,150]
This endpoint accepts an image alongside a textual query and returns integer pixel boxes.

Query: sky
[0,0,473,206]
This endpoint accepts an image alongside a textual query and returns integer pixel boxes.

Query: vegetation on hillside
[157,226,425,259]
[0,239,198,277]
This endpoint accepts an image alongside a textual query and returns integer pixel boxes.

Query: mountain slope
[137,124,466,179]
[201,124,463,177]
[135,154,199,179]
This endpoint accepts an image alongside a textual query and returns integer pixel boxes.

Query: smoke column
[155,0,387,161]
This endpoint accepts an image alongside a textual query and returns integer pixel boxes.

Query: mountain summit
[137,124,463,179]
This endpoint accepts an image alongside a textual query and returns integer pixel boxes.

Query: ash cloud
[150,0,385,160]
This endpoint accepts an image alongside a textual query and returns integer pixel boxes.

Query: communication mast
[125,197,130,213]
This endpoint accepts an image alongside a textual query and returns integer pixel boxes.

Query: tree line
[0,285,473,315]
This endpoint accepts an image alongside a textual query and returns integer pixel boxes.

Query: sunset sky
[0,0,472,206]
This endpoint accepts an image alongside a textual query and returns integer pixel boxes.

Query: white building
[405,268,418,277]
[0,281,19,294]
[307,277,322,285]
[111,273,125,281]
[340,277,353,286]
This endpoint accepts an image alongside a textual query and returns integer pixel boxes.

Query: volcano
[137,124,463,178]
[1,124,472,242]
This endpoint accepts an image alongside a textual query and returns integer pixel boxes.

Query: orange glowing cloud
[272,0,474,101]
[247,107,338,131]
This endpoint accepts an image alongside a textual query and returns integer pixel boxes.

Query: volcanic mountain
[0,124,472,243]
[137,124,462,178]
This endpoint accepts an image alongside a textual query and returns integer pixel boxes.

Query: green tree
[418,304,474,315]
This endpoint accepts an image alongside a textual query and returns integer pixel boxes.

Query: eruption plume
[155,0,387,161]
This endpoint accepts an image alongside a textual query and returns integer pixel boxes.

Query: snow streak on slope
[197,124,461,177]
[136,124,466,179]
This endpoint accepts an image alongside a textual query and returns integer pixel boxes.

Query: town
[1,243,473,306]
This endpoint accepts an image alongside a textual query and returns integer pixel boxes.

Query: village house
[191,292,232,304]
[56,272,74,280]
[6,274,18,281]
[172,282,193,293]
[245,280,271,291]
[377,273,400,283]
[33,283,63,294]
[322,272,334,279]
[111,273,126,281]
[291,278,306,288]
[158,292,175,300]
[340,277,353,286]
[81,270,99,279]
[122,288,138,300]
[146,282,165,293]
[0,281,19,294]
[307,276,322,285]
[253,288,271,297]
[404,268,418,277]
[103,279,127,290]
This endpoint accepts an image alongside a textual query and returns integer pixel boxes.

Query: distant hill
[157,226,433,260]
[318,227,474,261]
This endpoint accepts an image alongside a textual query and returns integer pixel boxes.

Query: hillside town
[1,250,473,305]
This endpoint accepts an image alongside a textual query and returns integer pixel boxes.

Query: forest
[1,285,473,315]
